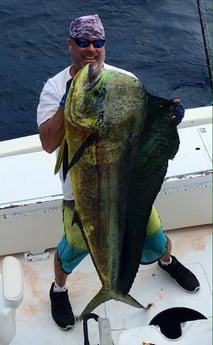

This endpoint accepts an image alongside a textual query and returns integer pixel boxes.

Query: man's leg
[49,201,89,330]
[50,238,88,330]
[54,250,68,287]
[141,206,200,293]
[49,249,71,330]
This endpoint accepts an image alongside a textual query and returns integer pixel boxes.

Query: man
[37,14,200,330]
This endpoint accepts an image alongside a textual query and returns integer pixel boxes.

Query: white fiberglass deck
[2,223,211,345]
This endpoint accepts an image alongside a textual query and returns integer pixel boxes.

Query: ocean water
[0,0,212,141]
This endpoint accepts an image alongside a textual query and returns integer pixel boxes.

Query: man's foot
[158,255,200,293]
[49,282,75,330]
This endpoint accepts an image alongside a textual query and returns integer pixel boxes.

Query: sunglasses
[73,37,105,48]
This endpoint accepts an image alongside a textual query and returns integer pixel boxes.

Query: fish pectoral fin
[67,132,97,171]
[79,287,152,320]
[55,132,97,181]
[54,136,67,176]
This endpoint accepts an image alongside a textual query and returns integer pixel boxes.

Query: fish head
[65,63,106,129]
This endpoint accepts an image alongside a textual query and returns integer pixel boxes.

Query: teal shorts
[57,200,168,274]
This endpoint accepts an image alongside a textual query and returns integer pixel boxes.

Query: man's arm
[38,78,72,153]
[39,108,65,153]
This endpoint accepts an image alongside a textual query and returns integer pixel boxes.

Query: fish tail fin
[79,287,151,320]
[118,293,152,310]
[79,287,111,320]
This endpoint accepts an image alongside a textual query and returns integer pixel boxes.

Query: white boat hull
[0,106,212,256]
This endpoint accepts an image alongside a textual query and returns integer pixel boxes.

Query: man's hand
[169,98,185,125]
[59,79,72,109]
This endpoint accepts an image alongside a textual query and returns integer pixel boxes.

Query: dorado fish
[55,64,179,319]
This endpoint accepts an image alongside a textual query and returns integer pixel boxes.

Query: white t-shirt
[37,63,137,200]
[118,319,212,345]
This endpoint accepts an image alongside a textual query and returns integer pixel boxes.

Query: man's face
[67,37,105,75]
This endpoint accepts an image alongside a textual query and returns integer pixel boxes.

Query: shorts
[57,200,168,274]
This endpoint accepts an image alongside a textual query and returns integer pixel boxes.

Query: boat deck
[3,223,211,344]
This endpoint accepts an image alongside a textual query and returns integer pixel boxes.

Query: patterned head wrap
[69,14,105,40]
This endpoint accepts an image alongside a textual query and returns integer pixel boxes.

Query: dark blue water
[0,0,212,141]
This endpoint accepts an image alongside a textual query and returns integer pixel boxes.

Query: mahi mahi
[55,64,179,319]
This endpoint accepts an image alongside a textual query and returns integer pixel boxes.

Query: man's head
[68,14,106,76]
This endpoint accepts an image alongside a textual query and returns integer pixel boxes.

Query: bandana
[69,14,105,40]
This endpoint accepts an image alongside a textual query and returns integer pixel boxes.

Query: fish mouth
[83,63,102,88]
[81,57,101,84]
